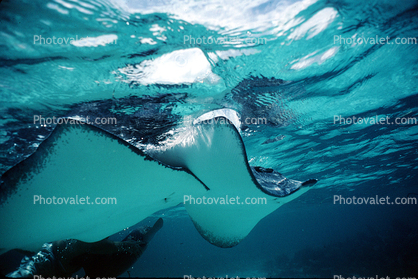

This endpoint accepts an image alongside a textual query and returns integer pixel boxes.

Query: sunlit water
[0,0,417,277]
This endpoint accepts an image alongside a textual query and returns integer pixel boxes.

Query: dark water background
[0,0,417,277]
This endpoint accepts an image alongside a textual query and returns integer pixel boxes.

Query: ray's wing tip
[301,179,318,187]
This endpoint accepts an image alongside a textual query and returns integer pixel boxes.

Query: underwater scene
[0,0,417,278]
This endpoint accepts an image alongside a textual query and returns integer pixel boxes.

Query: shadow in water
[265,220,418,277]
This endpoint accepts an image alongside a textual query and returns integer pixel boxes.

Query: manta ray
[0,109,317,254]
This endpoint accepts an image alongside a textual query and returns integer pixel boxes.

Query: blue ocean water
[0,0,417,277]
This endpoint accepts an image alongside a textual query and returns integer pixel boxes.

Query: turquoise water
[1,0,417,277]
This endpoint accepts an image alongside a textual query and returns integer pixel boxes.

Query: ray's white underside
[0,111,315,253]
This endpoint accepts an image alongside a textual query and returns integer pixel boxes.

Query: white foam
[288,7,338,40]
[115,0,318,36]
[70,34,118,47]
[117,48,221,85]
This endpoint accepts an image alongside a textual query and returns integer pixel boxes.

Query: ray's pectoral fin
[163,117,317,248]
[0,111,318,252]
[0,122,206,253]
[251,166,318,197]
[143,218,164,243]
[302,179,318,186]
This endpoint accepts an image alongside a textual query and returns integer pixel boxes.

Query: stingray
[0,109,317,254]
